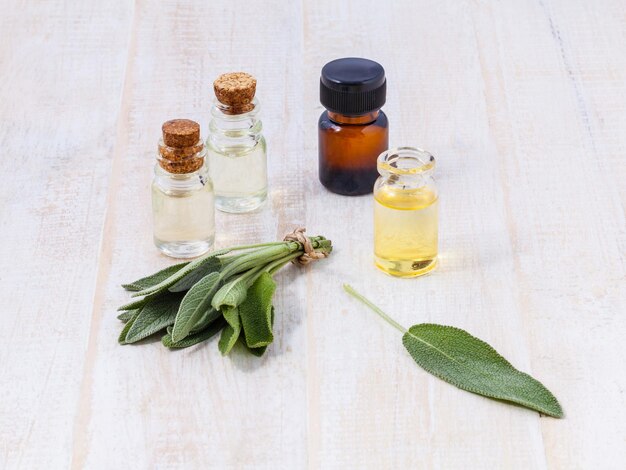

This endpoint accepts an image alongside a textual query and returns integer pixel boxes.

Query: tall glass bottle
[374,147,438,277]
[152,119,215,258]
[207,72,268,213]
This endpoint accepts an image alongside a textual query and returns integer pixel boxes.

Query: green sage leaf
[190,308,221,334]
[244,307,275,357]
[218,306,240,355]
[124,294,184,343]
[117,310,139,322]
[162,318,226,349]
[117,291,165,311]
[343,284,563,418]
[171,272,221,342]
[131,249,230,298]
[247,344,267,357]
[168,256,222,292]
[239,272,276,348]
[402,324,563,417]
[118,309,141,344]
[122,262,189,291]
[211,277,249,311]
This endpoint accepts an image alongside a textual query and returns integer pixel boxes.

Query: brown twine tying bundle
[283,227,328,265]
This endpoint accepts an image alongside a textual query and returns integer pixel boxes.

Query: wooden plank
[301,0,624,468]
[0,1,133,469]
[70,0,310,468]
[477,0,626,467]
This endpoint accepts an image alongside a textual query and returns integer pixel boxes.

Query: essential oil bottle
[373,147,438,277]
[318,57,389,195]
[152,119,215,258]
[207,72,268,213]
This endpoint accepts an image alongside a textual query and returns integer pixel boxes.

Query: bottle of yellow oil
[373,147,438,277]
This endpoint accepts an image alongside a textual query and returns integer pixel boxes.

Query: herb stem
[226,241,285,251]
[220,244,292,279]
[343,284,407,334]
[195,242,286,267]
[265,251,302,274]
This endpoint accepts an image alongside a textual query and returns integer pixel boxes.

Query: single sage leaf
[162,318,226,349]
[190,308,221,334]
[168,256,222,292]
[118,291,166,311]
[218,306,240,355]
[246,343,266,357]
[343,284,563,418]
[117,310,139,322]
[403,324,563,418]
[239,272,276,348]
[125,293,184,343]
[237,335,265,357]
[131,248,230,298]
[118,310,141,344]
[171,272,221,342]
[122,262,189,291]
[244,307,275,357]
[211,277,249,311]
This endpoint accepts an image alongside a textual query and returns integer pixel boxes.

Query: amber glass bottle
[318,58,388,195]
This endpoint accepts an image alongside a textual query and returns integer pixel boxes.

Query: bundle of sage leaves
[117,229,331,355]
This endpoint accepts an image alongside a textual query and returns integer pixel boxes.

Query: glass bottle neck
[208,98,263,150]
[376,147,436,190]
[327,110,380,125]
[155,140,209,188]
[153,162,209,190]
[210,98,261,126]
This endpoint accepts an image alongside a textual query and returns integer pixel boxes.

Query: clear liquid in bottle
[207,140,267,213]
[152,177,215,258]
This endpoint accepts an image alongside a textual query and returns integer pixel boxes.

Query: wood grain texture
[0,1,133,469]
[304,2,545,468]
[70,1,309,469]
[0,0,624,468]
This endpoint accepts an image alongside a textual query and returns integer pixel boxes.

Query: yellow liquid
[374,186,438,277]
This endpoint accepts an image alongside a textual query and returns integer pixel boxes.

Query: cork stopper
[158,119,204,174]
[162,119,200,147]
[213,72,257,114]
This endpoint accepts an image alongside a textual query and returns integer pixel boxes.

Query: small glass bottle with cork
[207,72,268,213]
[373,147,439,277]
[152,119,215,258]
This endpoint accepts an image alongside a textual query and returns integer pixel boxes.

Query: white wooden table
[1,1,625,468]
